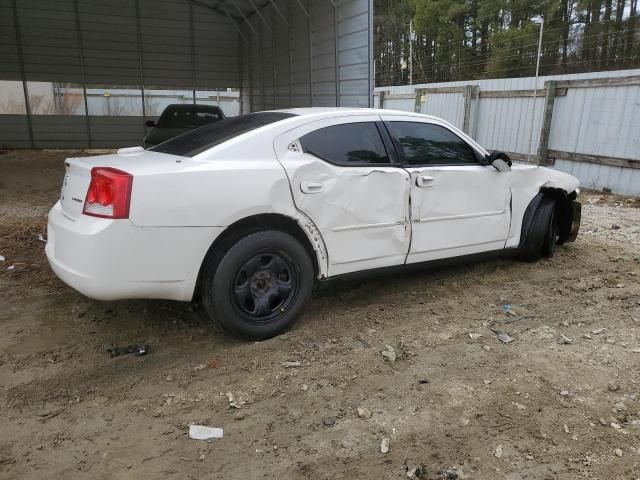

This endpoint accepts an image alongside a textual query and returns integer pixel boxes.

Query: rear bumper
[46,202,222,301]
[567,200,581,242]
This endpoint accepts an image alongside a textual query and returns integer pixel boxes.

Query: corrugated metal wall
[0,0,373,148]
[375,69,640,195]
[240,0,372,112]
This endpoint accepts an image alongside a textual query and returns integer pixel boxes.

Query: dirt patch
[1,151,639,480]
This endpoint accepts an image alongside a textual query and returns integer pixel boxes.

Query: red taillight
[83,167,133,219]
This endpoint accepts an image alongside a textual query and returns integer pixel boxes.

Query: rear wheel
[202,230,313,340]
[518,197,558,262]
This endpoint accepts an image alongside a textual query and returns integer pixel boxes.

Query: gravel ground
[1,150,639,480]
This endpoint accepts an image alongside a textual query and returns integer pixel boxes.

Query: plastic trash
[189,425,223,441]
[107,344,149,357]
[489,328,514,343]
[0,255,5,262]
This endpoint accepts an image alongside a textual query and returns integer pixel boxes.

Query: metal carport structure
[0,0,373,149]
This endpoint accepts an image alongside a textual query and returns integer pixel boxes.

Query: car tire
[518,196,557,262]
[202,230,314,340]
[542,205,560,258]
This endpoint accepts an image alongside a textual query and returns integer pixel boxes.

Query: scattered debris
[608,381,621,392]
[7,264,15,271]
[614,448,623,457]
[282,360,302,368]
[489,328,514,343]
[418,379,430,384]
[437,467,459,479]
[189,425,223,441]
[0,254,5,262]
[483,345,491,352]
[107,344,149,357]
[357,407,372,419]
[560,390,570,396]
[37,233,46,243]
[406,465,426,479]
[563,424,570,434]
[226,392,245,409]
[558,333,573,345]
[301,384,309,391]
[193,363,206,372]
[502,303,512,313]
[323,417,337,427]
[380,437,390,454]
[591,328,607,335]
[468,332,482,340]
[611,422,622,430]
[600,418,608,426]
[381,345,397,362]
[494,444,503,458]
[207,358,220,369]
[611,224,620,230]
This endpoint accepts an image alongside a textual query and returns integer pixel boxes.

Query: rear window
[157,107,223,128]
[150,112,297,157]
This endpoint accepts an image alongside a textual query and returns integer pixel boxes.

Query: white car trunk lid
[60,160,91,219]
[59,148,190,220]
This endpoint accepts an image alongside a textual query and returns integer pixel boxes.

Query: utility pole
[527,18,544,163]
[409,19,414,85]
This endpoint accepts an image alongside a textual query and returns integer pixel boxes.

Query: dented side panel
[273,116,412,276]
[405,165,511,263]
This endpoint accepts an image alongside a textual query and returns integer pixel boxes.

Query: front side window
[387,122,479,166]
[300,122,389,165]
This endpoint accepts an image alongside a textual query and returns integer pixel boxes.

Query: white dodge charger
[47,108,581,339]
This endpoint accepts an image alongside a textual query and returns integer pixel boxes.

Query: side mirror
[492,158,511,172]
[485,150,512,172]
[145,120,155,127]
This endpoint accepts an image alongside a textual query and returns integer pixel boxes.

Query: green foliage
[375,0,640,86]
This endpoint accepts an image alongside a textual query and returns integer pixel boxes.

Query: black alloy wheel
[231,251,298,324]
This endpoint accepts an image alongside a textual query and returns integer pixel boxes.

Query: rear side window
[300,122,389,165]
[150,112,297,157]
[387,122,478,166]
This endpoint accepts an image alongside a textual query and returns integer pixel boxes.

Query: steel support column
[12,0,34,148]
[73,0,92,147]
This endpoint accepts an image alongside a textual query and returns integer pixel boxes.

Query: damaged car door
[275,116,411,276]
[382,116,511,263]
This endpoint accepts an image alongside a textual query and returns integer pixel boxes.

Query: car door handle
[300,181,325,194]
[416,175,435,187]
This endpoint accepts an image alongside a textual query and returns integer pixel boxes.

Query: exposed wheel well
[520,187,574,249]
[193,213,320,301]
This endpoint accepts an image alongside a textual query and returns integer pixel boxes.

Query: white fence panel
[375,69,640,195]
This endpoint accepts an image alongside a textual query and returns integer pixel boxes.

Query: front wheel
[202,230,314,340]
[518,196,558,262]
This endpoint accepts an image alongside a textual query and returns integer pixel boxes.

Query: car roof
[267,107,440,121]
